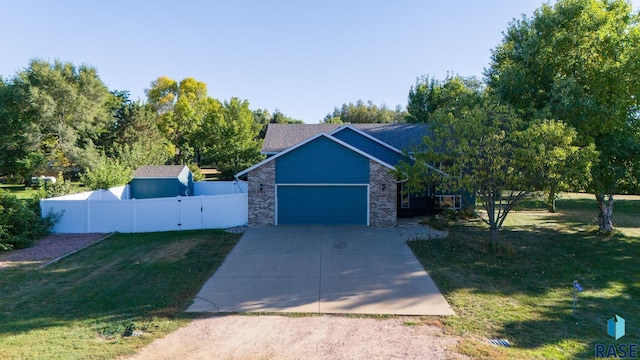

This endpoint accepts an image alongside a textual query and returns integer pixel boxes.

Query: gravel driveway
[123,315,469,360]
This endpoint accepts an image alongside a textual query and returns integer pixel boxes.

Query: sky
[1,1,638,123]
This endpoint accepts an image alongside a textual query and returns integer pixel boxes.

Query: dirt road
[124,314,468,360]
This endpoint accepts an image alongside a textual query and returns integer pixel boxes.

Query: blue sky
[1,1,637,123]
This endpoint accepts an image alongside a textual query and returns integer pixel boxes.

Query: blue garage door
[277,185,368,225]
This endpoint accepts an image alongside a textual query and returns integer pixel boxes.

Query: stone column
[369,160,397,226]
[247,161,276,226]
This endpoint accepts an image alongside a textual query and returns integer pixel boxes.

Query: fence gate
[177,196,204,230]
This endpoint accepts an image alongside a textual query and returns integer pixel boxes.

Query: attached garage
[277,185,368,225]
[236,132,398,227]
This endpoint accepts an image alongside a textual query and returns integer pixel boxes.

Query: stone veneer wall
[369,160,397,226]
[247,161,275,226]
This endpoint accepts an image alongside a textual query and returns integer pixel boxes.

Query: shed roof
[132,165,189,178]
[262,123,430,154]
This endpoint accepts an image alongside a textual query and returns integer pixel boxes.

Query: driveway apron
[187,226,454,315]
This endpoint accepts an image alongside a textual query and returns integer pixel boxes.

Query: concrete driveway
[187,226,454,315]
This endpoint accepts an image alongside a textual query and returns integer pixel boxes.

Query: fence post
[200,195,205,230]
[87,199,91,233]
[132,198,137,233]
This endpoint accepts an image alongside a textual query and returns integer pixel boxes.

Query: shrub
[0,191,60,250]
[443,206,478,221]
[37,175,78,199]
[81,158,133,190]
[188,163,205,181]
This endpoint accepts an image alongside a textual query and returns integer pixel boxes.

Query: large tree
[102,91,173,168]
[0,77,43,182]
[201,98,264,179]
[405,75,483,124]
[146,76,214,164]
[398,87,594,248]
[486,0,640,231]
[3,59,112,179]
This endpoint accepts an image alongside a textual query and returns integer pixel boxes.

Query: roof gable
[132,165,189,178]
[262,123,430,154]
[330,125,407,166]
[236,132,394,178]
[330,125,404,154]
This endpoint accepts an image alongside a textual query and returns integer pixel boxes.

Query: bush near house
[0,191,59,250]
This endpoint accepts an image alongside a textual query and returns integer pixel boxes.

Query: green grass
[410,193,640,359]
[0,230,240,360]
[0,184,38,200]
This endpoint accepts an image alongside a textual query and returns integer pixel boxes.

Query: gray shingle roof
[262,123,430,153]
[132,165,188,178]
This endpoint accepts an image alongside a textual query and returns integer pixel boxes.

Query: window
[400,182,410,208]
[435,195,461,209]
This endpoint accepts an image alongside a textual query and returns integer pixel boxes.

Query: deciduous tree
[146,76,213,164]
[398,93,593,248]
[2,60,112,180]
[405,76,483,124]
[201,98,264,179]
[322,100,405,124]
[486,0,640,231]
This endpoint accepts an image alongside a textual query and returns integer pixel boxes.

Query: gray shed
[129,165,193,199]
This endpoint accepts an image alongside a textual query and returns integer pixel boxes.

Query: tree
[516,119,596,212]
[146,76,214,164]
[0,77,43,182]
[102,91,173,168]
[252,108,304,139]
[201,98,264,179]
[80,157,133,190]
[397,93,592,248]
[486,0,640,231]
[405,75,483,124]
[322,100,405,124]
[7,59,112,178]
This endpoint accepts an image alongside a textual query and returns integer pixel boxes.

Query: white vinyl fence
[41,181,248,233]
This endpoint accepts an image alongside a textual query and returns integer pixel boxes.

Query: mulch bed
[0,233,107,269]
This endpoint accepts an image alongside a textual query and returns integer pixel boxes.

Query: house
[130,165,193,199]
[236,123,472,226]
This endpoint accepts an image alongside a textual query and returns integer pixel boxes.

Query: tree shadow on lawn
[410,222,639,356]
[0,230,240,339]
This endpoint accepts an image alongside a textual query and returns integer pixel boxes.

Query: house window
[435,195,461,209]
[400,182,410,208]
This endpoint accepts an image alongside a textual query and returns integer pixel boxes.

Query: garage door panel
[278,186,367,225]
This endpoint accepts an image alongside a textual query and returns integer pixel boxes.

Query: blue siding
[276,136,369,184]
[130,167,194,199]
[278,186,367,225]
[332,127,405,166]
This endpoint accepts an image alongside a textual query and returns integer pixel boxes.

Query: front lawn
[0,230,240,359]
[410,193,640,359]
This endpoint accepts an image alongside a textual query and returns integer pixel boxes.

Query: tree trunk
[597,193,614,233]
[489,226,499,249]
[547,190,557,213]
